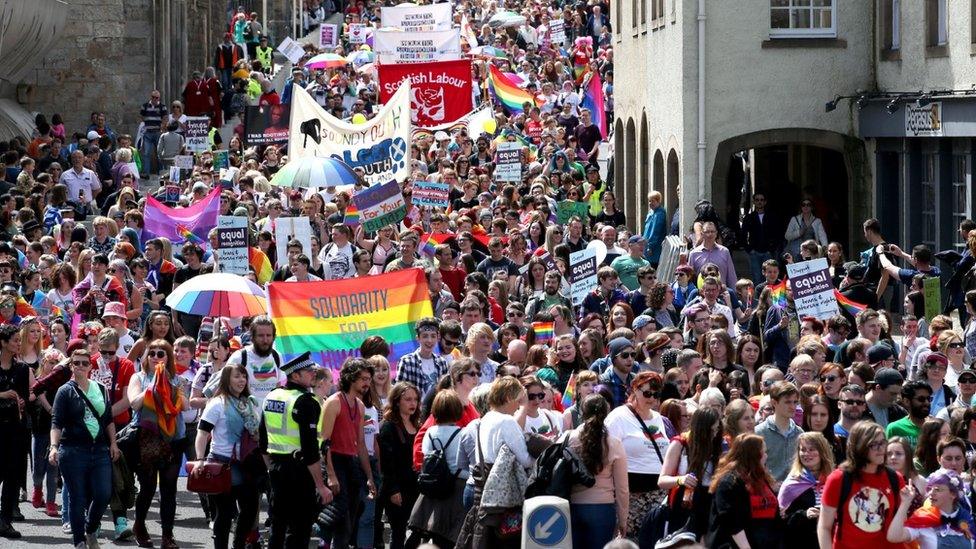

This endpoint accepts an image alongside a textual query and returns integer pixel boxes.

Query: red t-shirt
[91,354,135,427]
[524,119,543,144]
[439,267,467,302]
[821,467,905,549]
[412,401,480,471]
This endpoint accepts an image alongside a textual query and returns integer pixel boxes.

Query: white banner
[413,105,495,140]
[288,84,412,185]
[374,29,461,64]
[380,3,452,32]
[274,216,312,270]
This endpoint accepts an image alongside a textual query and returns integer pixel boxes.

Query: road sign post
[522,495,572,548]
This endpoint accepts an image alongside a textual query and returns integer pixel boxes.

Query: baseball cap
[873,367,903,389]
[434,131,450,142]
[628,235,646,245]
[867,343,894,364]
[86,130,100,141]
[959,369,976,383]
[632,315,654,331]
[926,352,949,367]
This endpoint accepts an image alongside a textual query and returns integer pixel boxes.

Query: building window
[921,154,938,250]
[641,0,646,26]
[926,0,947,46]
[953,154,971,250]
[882,0,900,50]
[632,0,638,29]
[616,0,622,36]
[770,0,836,38]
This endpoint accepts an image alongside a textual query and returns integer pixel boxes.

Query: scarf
[777,468,820,511]
[228,394,260,436]
[142,363,184,440]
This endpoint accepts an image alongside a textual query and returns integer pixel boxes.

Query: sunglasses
[99,348,117,356]
[464,370,481,379]
[527,392,546,401]
[71,359,90,367]
[509,311,525,318]
[821,375,839,383]
[617,352,636,359]
[641,389,661,399]
[948,342,965,349]
[442,339,459,347]
[840,399,866,406]
[147,349,167,359]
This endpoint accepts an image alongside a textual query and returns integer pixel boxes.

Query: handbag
[185,460,231,494]
[497,509,522,540]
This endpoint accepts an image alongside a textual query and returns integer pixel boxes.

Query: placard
[164,185,181,203]
[184,116,211,153]
[556,200,589,225]
[785,258,837,320]
[212,150,230,170]
[494,141,522,182]
[277,36,305,64]
[923,276,942,321]
[374,29,461,64]
[377,58,473,127]
[569,248,597,306]
[348,23,367,44]
[173,155,194,170]
[319,23,338,49]
[215,216,249,275]
[380,3,453,33]
[354,180,407,232]
[244,104,291,147]
[274,216,312,269]
[411,180,450,208]
[167,167,181,184]
[549,19,566,44]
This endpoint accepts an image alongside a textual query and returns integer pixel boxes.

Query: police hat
[281,351,316,375]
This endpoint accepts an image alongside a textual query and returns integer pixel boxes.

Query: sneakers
[45,502,59,517]
[18,489,26,503]
[31,487,43,509]
[114,517,133,541]
[0,520,21,539]
[86,532,101,549]
[62,523,73,534]
[10,508,23,522]
[654,528,697,549]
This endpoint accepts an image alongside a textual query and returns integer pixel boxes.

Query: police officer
[260,352,332,549]
[255,36,273,74]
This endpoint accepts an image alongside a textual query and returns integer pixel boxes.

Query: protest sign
[268,269,433,373]
[786,258,837,320]
[924,276,942,321]
[354,180,407,232]
[184,116,211,152]
[277,36,304,64]
[215,216,249,275]
[549,19,566,44]
[212,150,230,170]
[319,24,338,48]
[494,141,522,182]
[274,216,312,269]
[411,180,450,208]
[381,3,452,32]
[569,248,598,306]
[244,104,290,147]
[378,59,472,127]
[167,167,181,184]
[557,200,589,225]
[374,29,461,64]
[288,83,412,185]
[164,185,181,203]
[219,167,238,190]
[173,155,194,170]
[348,23,367,44]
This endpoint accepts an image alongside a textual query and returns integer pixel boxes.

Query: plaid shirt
[395,348,448,396]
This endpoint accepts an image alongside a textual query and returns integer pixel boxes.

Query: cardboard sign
[173,155,194,170]
[277,37,305,64]
[556,200,589,225]
[374,29,461,64]
[924,276,942,321]
[184,116,211,153]
[786,258,838,320]
[219,167,238,190]
[167,167,181,184]
[212,150,230,170]
[494,141,522,182]
[569,248,598,306]
[354,180,407,232]
[378,58,473,127]
[274,216,312,269]
[244,104,291,147]
[215,216,250,275]
[348,23,367,44]
[549,19,566,44]
[319,24,338,49]
[164,184,181,203]
[411,180,450,208]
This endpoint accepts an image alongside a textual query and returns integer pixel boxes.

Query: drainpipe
[696,0,706,201]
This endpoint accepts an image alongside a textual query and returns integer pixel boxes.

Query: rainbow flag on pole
[834,289,868,317]
[268,269,433,373]
[580,72,607,139]
[344,202,361,228]
[532,321,554,345]
[561,373,577,408]
[487,64,537,114]
[769,279,788,308]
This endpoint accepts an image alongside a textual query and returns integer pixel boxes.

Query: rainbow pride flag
[769,279,788,308]
[249,247,274,285]
[580,72,607,139]
[487,64,536,114]
[561,373,577,408]
[177,224,207,246]
[421,233,438,258]
[268,269,433,373]
[834,289,867,317]
[344,202,361,227]
[533,321,554,345]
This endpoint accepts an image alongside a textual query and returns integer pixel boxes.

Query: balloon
[587,239,607,266]
[352,113,367,124]
[482,118,497,135]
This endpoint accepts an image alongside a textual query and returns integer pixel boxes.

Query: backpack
[834,467,901,539]
[417,428,462,499]
[524,432,595,500]
[243,23,254,41]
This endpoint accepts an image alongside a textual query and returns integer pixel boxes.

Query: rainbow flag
[834,289,867,317]
[580,72,607,139]
[561,373,577,408]
[268,269,434,373]
[532,321,554,345]
[769,279,788,308]
[344,202,361,228]
[494,129,538,162]
[176,224,207,246]
[486,64,536,114]
[421,233,438,258]
[249,247,274,284]
[144,187,220,249]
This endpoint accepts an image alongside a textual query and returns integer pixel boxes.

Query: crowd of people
[2,1,976,549]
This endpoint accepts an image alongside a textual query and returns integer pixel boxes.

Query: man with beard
[834,384,867,457]
[884,380,933,448]
[526,270,572,321]
[225,316,284,403]
[863,368,907,430]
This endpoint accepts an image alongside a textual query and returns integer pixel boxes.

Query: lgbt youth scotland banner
[268,269,433,373]
[143,187,220,249]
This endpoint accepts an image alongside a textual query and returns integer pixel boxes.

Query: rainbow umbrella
[270,156,361,189]
[305,52,348,70]
[165,273,268,318]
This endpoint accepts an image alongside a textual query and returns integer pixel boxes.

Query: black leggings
[384,490,418,549]
[212,481,260,549]
[135,451,182,535]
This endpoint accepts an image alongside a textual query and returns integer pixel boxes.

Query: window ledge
[926,45,949,58]
[880,48,901,61]
[761,37,847,49]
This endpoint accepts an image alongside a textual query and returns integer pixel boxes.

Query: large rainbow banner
[268,269,433,373]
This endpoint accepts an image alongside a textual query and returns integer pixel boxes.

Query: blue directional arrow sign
[527,505,569,546]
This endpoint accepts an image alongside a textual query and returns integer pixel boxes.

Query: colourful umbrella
[270,156,361,189]
[470,45,507,59]
[165,273,268,318]
[346,49,375,67]
[488,11,526,28]
[305,52,348,70]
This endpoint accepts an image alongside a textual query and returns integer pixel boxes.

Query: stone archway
[653,149,665,195]
[624,117,638,231]
[639,113,649,224]
[666,148,679,215]
[613,119,625,194]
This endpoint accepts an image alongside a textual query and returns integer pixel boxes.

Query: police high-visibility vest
[256,46,273,70]
[208,127,218,150]
[588,183,605,217]
[263,387,304,455]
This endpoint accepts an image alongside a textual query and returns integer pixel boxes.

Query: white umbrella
[488,11,526,28]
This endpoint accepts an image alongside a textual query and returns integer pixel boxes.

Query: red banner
[378,59,473,128]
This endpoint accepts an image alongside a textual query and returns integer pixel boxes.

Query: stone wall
[23,0,227,139]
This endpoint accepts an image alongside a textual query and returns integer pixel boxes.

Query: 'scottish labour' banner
[374,29,461,64]
[354,180,407,231]
[289,83,412,185]
[381,3,452,33]
[378,59,472,127]
[268,269,433,372]
[143,187,220,249]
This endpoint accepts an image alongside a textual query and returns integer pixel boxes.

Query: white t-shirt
[364,404,380,457]
[117,332,136,359]
[522,409,563,440]
[605,405,669,475]
[200,396,260,458]
[319,241,355,280]
[226,347,285,404]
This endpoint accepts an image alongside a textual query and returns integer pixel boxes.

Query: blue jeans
[140,131,161,175]
[570,502,616,549]
[463,483,475,511]
[748,250,773,286]
[59,444,112,545]
[356,455,379,548]
[32,431,57,504]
